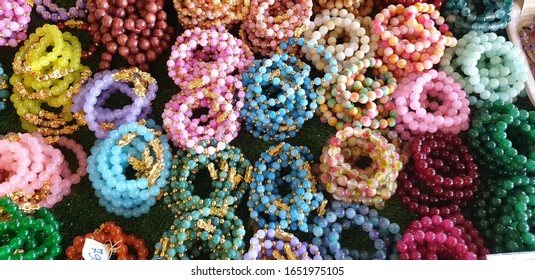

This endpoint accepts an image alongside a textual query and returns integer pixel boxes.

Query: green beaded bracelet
[0,197,62,260]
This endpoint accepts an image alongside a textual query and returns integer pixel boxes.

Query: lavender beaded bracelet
[34,0,86,22]
[243,229,322,260]
[71,68,157,138]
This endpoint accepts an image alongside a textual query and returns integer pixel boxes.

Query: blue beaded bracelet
[312,201,402,260]
[443,0,513,36]
[87,119,172,218]
[0,63,9,111]
[247,142,326,233]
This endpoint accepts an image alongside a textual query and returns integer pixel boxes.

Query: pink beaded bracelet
[162,90,240,156]
[393,69,470,140]
[0,0,32,47]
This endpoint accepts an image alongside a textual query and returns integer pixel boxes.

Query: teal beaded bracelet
[468,100,535,176]
[0,197,62,260]
[0,62,9,111]
[443,0,513,36]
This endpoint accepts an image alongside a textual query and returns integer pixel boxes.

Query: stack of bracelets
[397,132,479,217]
[0,197,62,260]
[71,68,158,139]
[467,100,535,176]
[316,59,397,130]
[33,0,86,22]
[440,31,528,108]
[376,0,443,9]
[87,120,172,218]
[319,127,403,209]
[0,0,32,47]
[397,214,489,259]
[161,139,251,216]
[172,0,249,29]
[302,10,378,72]
[243,229,323,260]
[86,0,174,71]
[241,0,313,56]
[248,143,326,232]
[66,221,149,260]
[153,198,247,260]
[372,3,457,78]
[0,133,87,210]
[312,201,402,260]
[394,69,470,140]
[443,0,513,36]
[473,176,535,253]
[314,0,374,17]
[9,24,91,139]
[57,20,99,60]
[0,62,8,111]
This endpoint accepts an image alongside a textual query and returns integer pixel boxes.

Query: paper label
[487,251,535,260]
[521,0,535,28]
[82,238,111,261]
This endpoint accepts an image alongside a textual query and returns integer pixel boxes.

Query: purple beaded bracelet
[0,0,32,47]
[34,0,86,22]
[71,68,157,139]
[243,229,322,260]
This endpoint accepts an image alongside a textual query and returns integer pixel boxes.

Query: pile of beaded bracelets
[317,59,397,130]
[10,24,91,138]
[397,132,479,217]
[319,127,403,209]
[34,0,86,22]
[248,143,325,232]
[162,90,240,155]
[439,31,528,108]
[397,214,489,259]
[57,20,99,60]
[473,176,535,253]
[303,10,378,72]
[173,0,249,29]
[0,197,62,260]
[241,0,313,56]
[0,133,87,210]
[71,68,157,139]
[153,199,246,260]
[372,3,457,77]
[0,63,9,111]
[467,100,535,176]
[443,0,513,36]
[314,0,374,17]
[87,120,172,218]
[377,0,443,9]
[312,201,402,260]
[161,139,252,216]
[167,26,254,90]
[86,0,174,71]
[66,221,149,260]
[394,69,470,140]
[243,229,322,260]
[0,0,32,47]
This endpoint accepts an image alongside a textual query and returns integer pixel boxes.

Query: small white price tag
[82,238,111,261]
[487,251,535,260]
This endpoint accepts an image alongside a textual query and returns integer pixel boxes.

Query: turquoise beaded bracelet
[0,63,9,111]
[443,0,513,36]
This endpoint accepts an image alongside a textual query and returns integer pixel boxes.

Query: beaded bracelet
[34,0,86,22]
[66,221,149,260]
[439,31,528,108]
[394,70,470,140]
[161,139,252,216]
[319,127,403,209]
[241,0,313,56]
[0,197,62,260]
[314,0,374,17]
[467,100,535,176]
[317,59,397,130]
[372,3,457,77]
[57,20,99,60]
[87,120,172,218]
[397,214,489,259]
[473,176,535,253]
[303,10,378,72]
[377,0,443,9]
[173,0,249,29]
[0,0,32,47]
[243,229,322,260]
[0,63,9,111]
[443,0,512,36]
[153,200,246,260]
[312,201,402,260]
[71,68,157,139]
[248,143,325,233]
